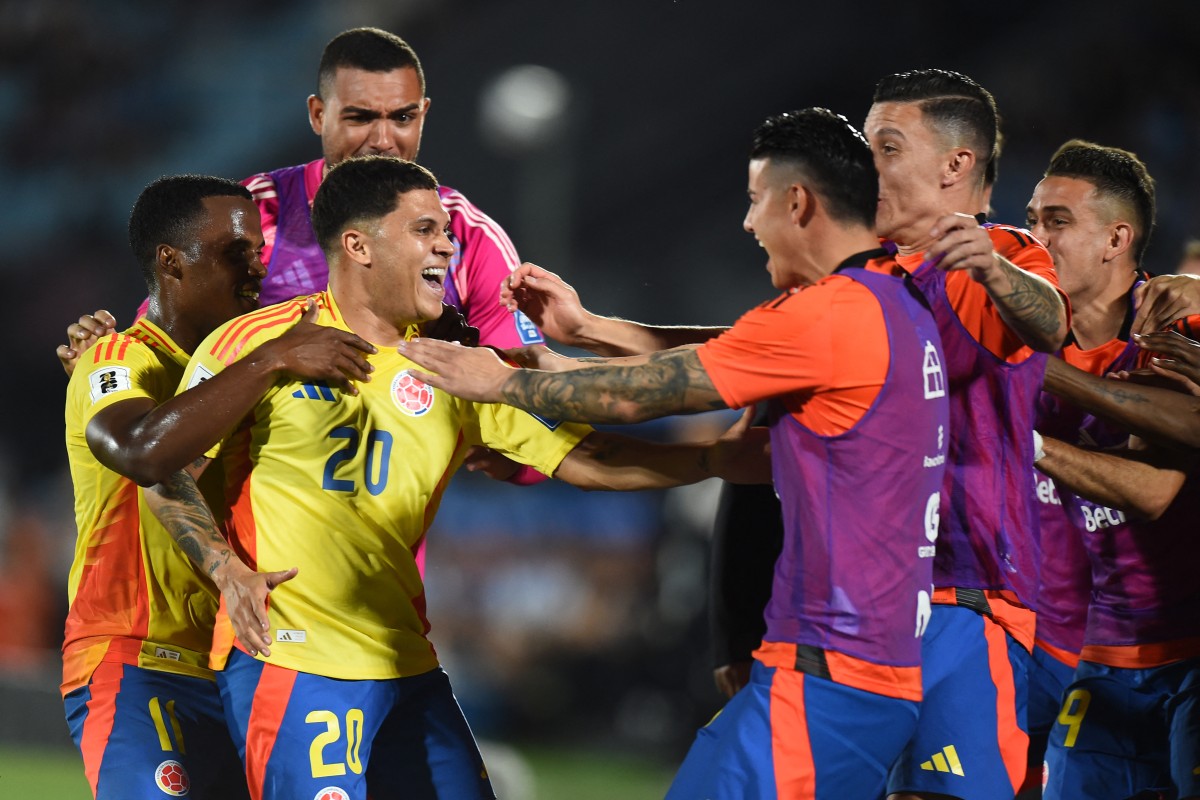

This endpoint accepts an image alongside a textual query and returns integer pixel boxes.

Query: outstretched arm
[144,465,296,657]
[1036,436,1190,520]
[87,302,376,485]
[402,338,725,424]
[1044,355,1200,450]
[928,214,1068,352]
[551,413,771,491]
[501,263,726,356]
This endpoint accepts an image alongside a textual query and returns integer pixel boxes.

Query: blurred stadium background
[2,1,1198,796]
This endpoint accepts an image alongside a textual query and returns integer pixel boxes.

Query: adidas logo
[919,745,964,777]
[293,383,336,401]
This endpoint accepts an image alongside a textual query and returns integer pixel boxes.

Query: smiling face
[863,101,952,247]
[743,158,800,289]
[309,66,431,167]
[1026,175,1116,299]
[357,188,454,327]
[177,195,265,337]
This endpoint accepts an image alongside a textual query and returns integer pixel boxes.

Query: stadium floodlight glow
[479,64,572,154]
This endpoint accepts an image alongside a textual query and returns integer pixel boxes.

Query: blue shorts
[218,649,494,800]
[1025,642,1078,788]
[887,603,1031,800]
[63,660,247,799]
[1043,657,1200,800]
[666,659,919,799]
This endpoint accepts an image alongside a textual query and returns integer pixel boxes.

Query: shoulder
[986,223,1050,258]
[242,172,278,202]
[197,298,309,366]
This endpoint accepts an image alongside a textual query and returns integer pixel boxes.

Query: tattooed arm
[1044,356,1200,450]
[143,463,296,658]
[927,213,1068,352]
[402,339,725,423]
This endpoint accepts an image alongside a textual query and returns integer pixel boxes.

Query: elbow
[99,443,175,487]
[1032,319,1070,354]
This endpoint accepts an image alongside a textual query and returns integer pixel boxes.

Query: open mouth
[238,285,261,304]
[421,267,446,289]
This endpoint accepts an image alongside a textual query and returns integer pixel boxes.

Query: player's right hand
[500,262,593,346]
[213,560,298,658]
[260,300,377,393]
[57,310,117,377]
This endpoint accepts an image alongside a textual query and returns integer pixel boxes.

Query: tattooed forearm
[501,349,727,423]
[989,257,1067,350]
[146,470,235,577]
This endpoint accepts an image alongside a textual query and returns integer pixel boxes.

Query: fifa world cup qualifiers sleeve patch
[87,366,132,403]
[514,310,544,345]
[185,364,215,390]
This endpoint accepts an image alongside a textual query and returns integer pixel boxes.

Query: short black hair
[1045,139,1157,265]
[127,175,250,291]
[873,69,999,184]
[311,155,439,256]
[317,27,425,97]
[749,108,877,228]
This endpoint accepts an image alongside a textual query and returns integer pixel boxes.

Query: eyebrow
[873,126,907,140]
[340,103,422,119]
[1028,204,1073,215]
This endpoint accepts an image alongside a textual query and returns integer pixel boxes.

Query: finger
[94,309,117,328]
[302,298,319,322]
[265,567,299,590]
[406,368,444,388]
[1134,331,1196,359]
[57,344,76,361]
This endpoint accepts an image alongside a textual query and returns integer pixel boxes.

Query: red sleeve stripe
[210,300,307,363]
[130,326,177,353]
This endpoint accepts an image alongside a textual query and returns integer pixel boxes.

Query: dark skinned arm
[87,303,376,486]
[1043,355,1200,450]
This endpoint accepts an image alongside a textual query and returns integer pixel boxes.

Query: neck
[792,226,885,286]
[891,185,988,256]
[1069,267,1137,350]
[144,297,202,355]
[328,278,414,348]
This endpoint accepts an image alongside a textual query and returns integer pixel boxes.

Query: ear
[1105,221,1135,262]
[341,228,372,267]
[421,96,432,116]
[307,94,324,137]
[157,244,183,281]
[942,148,977,188]
[787,182,816,227]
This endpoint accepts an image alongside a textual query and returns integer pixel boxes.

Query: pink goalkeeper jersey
[242,158,543,350]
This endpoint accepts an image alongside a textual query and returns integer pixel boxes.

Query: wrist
[1033,430,1046,463]
[210,553,252,589]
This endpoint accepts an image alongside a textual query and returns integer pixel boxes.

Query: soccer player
[163,155,766,800]
[1024,139,1164,795]
[857,70,1073,800]
[63,175,372,799]
[1027,143,1200,800]
[402,108,950,799]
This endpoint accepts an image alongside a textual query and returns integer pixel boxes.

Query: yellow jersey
[63,319,225,695]
[183,291,590,679]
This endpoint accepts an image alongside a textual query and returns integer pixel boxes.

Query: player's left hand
[212,560,298,658]
[421,302,480,347]
[400,338,513,403]
[926,213,998,282]
[1131,274,1200,335]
